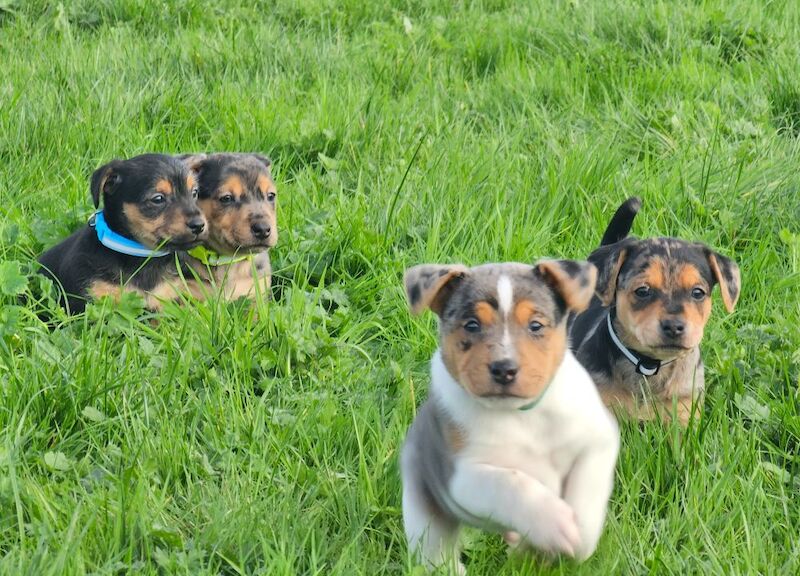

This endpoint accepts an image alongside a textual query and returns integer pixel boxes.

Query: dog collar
[89,211,169,258]
[187,245,252,266]
[517,381,553,411]
[606,312,674,376]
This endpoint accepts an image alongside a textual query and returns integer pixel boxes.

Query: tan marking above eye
[677,264,705,290]
[155,179,173,195]
[474,301,496,326]
[219,175,244,197]
[186,175,197,190]
[641,262,665,290]
[256,174,275,196]
[513,300,541,327]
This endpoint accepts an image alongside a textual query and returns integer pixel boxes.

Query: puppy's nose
[660,318,685,339]
[251,221,271,239]
[489,360,518,385]
[187,217,205,235]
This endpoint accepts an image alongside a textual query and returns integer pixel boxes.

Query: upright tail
[600,197,641,246]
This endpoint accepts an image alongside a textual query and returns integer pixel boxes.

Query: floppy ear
[404,264,468,316]
[535,259,598,313]
[706,250,740,313]
[251,153,272,170]
[587,240,631,306]
[90,160,122,209]
[177,153,208,175]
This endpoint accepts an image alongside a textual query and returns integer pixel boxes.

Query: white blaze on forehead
[497,275,513,317]
[497,275,513,350]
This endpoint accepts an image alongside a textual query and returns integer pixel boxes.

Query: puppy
[401,261,619,573]
[38,154,207,314]
[178,153,277,301]
[570,197,741,425]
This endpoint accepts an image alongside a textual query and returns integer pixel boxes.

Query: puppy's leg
[561,439,619,561]
[449,463,581,557]
[402,449,463,574]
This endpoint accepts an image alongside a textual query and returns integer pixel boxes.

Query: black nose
[660,318,685,339]
[489,360,518,385]
[187,217,205,235]
[251,221,271,239]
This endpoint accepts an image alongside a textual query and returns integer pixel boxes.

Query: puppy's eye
[191,187,199,199]
[463,318,481,333]
[528,321,544,333]
[267,192,276,202]
[150,194,166,205]
[634,286,651,299]
[691,287,706,300]
[219,194,234,204]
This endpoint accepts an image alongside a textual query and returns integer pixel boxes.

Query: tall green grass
[0,0,798,573]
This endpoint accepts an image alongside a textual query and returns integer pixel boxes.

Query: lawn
[0,0,799,574]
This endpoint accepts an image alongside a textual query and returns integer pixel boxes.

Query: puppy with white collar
[401,261,619,572]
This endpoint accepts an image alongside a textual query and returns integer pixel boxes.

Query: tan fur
[88,279,183,312]
[405,265,468,316]
[515,325,567,399]
[197,175,278,256]
[440,298,567,401]
[444,420,467,453]
[708,253,740,312]
[598,250,627,305]
[537,261,597,312]
[122,204,197,249]
[615,260,710,357]
[600,386,700,427]
[442,325,494,398]
[155,179,173,196]
[474,302,496,326]
[182,252,272,302]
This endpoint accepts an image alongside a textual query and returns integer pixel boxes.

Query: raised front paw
[522,496,582,557]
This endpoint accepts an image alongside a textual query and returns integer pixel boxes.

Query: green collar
[187,245,253,266]
[517,380,553,411]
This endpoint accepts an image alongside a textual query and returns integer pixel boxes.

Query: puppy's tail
[600,197,641,246]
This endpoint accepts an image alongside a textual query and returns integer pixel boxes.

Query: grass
[0,0,799,573]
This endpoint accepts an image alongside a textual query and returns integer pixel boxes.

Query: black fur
[37,154,205,314]
[600,196,641,246]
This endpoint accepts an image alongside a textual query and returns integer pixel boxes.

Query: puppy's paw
[524,496,581,557]
[504,530,530,556]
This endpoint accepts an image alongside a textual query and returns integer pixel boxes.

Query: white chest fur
[403,349,619,566]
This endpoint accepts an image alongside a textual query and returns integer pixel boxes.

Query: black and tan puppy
[569,197,740,425]
[38,154,207,314]
[179,153,277,301]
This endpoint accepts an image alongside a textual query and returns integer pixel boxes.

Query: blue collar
[89,210,169,258]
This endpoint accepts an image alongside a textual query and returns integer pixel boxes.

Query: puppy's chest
[458,414,581,482]
[190,253,270,288]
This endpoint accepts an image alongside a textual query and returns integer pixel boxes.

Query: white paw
[523,496,581,557]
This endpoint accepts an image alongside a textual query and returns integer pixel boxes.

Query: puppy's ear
[178,153,208,175]
[535,259,598,313]
[90,160,122,209]
[587,240,631,306]
[251,154,272,170]
[404,264,468,316]
[706,250,740,313]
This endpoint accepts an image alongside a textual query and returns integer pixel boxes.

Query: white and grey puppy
[401,261,619,573]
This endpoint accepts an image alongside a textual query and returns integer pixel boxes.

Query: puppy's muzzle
[489,359,518,386]
[251,220,271,241]
[660,317,686,340]
[187,216,206,236]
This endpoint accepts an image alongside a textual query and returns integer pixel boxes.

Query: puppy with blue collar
[401,260,619,573]
[38,154,207,313]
